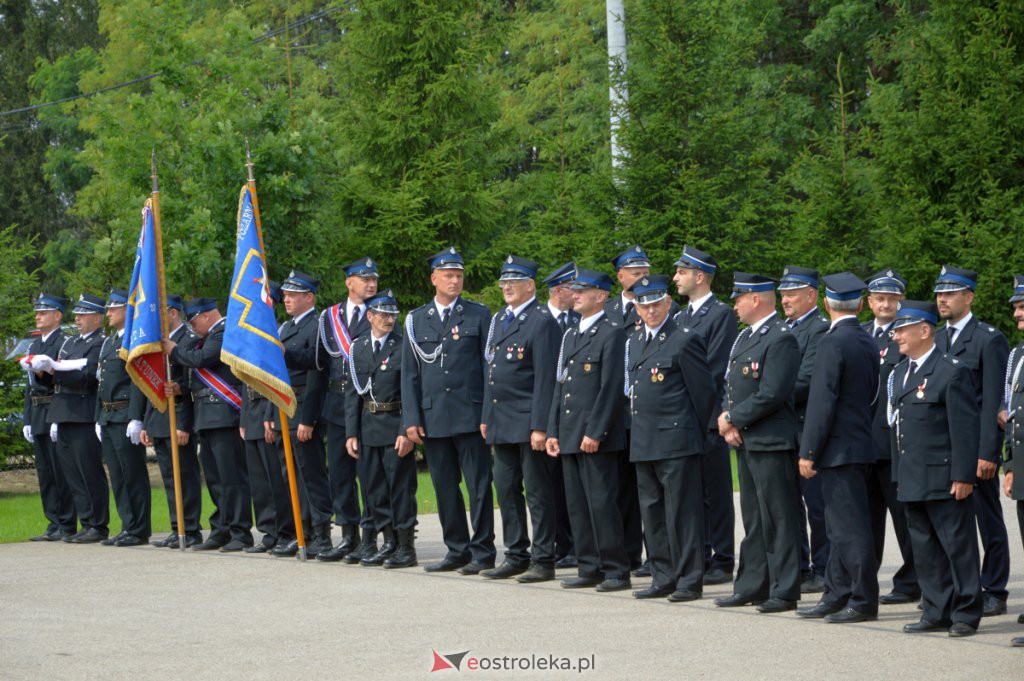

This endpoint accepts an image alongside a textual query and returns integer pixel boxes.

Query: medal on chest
[879,347,888,366]
[517,345,524,361]
[650,367,664,383]
[380,355,390,372]
[583,362,592,373]
[916,378,928,400]
[451,325,460,341]
[506,345,513,361]
[751,361,760,379]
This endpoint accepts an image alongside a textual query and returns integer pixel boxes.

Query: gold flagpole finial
[151,149,159,193]
[244,138,255,183]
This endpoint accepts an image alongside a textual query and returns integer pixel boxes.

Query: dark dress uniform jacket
[863,321,901,461]
[272,310,327,428]
[791,312,829,431]
[1004,342,1024,499]
[401,297,491,437]
[939,316,1009,463]
[627,318,716,461]
[799,318,879,467]
[309,306,371,427]
[890,351,979,501]
[49,330,105,423]
[345,332,404,448]
[482,300,560,444]
[724,315,801,450]
[96,333,146,426]
[170,320,242,431]
[676,296,738,430]
[23,329,66,431]
[547,314,627,454]
[142,325,195,438]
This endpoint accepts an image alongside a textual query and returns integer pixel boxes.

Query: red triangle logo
[431,650,454,672]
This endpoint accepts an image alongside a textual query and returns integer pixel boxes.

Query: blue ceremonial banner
[121,198,169,411]
[221,185,296,418]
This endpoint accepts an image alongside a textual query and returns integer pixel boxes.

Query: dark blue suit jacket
[799,317,879,467]
[675,295,738,430]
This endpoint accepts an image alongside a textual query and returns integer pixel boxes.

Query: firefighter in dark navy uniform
[999,275,1024,646]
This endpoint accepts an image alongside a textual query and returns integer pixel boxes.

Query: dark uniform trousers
[891,350,983,628]
[801,318,880,613]
[483,300,561,567]
[402,296,496,564]
[864,322,918,596]
[51,330,108,534]
[676,296,739,574]
[792,313,831,577]
[346,333,416,532]
[172,322,252,545]
[940,319,1010,601]
[549,314,630,580]
[627,319,715,593]
[97,335,150,539]
[241,389,295,545]
[145,325,203,539]
[278,309,342,531]
[24,329,75,534]
[726,315,802,601]
[549,306,580,561]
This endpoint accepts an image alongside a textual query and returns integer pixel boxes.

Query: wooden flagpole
[245,141,307,560]
[151,151,187,552]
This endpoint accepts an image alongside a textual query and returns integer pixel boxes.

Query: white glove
[22,425,33,443]
[52,358,87,372]
[95,424,102,442]
[19,356,32,371]
[126,420,143,445]
[30,355,54,372]
[49,423,58,442]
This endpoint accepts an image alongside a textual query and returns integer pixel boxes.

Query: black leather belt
[192,389,214,401]
[30,395,54,406]
[330,380,348,392]
[53,385,90,396]
[364,400,401,414]
[101,400,130,412]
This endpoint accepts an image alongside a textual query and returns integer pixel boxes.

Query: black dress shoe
[168,534,202,549]
[756,598,797,613]
[151,535,175,548]
[115,534,146,547]
[903,619,949,633]
[516,564,555,583]
[192,538,226,551]
[457,560,494,575]
[70,528,107,544]
[982,594,1007,617]
[825,607,876,624]
[481,560,528,579]
[244,543,270,554]
[668,589,701,602]
[714,593,764,608]
[800,573,826,594]
[631,563,652,578]
[101,531,128,546]
[273,539,299,557]
[561,576,602,589]
[703,567,732,585]
[63,529,87,543]
[797,601,844,619]
[219,539,249,552]
[879,591,919,605]
[1018,613,1024,624]
[948,622,977,637]
[554,554,578,569]
[595,578,632,593]
[423,556,470,573]
[1011,635,1024,647]
[30,532,55,542]
[633,585,674,599]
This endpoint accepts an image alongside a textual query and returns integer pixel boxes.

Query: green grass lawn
[1,452,740,544]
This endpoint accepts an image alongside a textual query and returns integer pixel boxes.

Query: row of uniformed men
[20,245,1024,645]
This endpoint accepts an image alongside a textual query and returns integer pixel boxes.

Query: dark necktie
[441,306,451,327]
[874,327,885,339]
[373,340,381,358]
[945,327,954,352]
[904,360,917,388]
[502,308,514,332]
[646,331,654,346]
[788,318,798,329]
[349,306,361,330]
[683,306,694,324]
[624,301,634,320]
[559,311,569,330]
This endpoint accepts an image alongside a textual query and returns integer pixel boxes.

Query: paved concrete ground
[2,494,1021,680]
